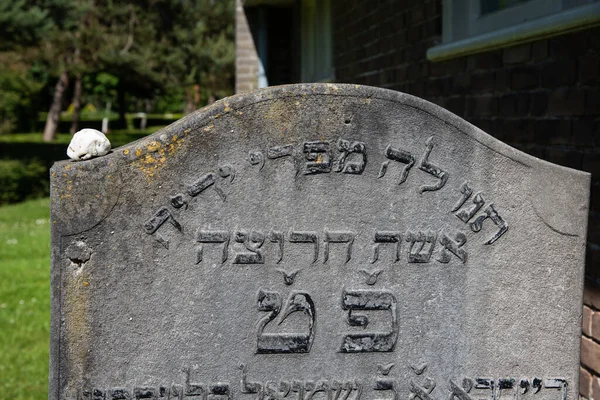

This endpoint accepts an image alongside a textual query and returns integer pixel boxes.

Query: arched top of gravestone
[51,83,589,237]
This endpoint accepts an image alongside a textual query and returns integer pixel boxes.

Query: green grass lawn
[0,198,50,399]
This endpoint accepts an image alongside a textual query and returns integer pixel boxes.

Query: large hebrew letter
[268,144,294,159]
[208,383,231,400]
[289,231,319,263]
[448,380,474,400]
[265,381,291,400]
[332,381,362,400]
[269,230,285,263]
[304,141,332,174]
[451,182,474,212]
[544,379,568,400]
[379,145,415,184]
[335,139,367,174]
[239,365,264,400]
[144,206,183,249]
[196,230,230,264]
[454,192,485,223]
[371,231,403,263]
[144,207,182,235]
[324,231,355,263]
[406,231,437,263]
[234,230,265,264]
[470,204,509,245]
[418,136,448,193]
[340,289,398,352]
[256,290,316,354]
[187,172,217,197]
[437,232,467,264]
[374,378,398,400]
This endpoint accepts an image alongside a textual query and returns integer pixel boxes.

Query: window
[427,0,600,61]
[300,0,334,82]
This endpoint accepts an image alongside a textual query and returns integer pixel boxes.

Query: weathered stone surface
[50,84,590,400]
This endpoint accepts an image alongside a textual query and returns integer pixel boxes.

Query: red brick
[593,375,600,400]
[593,309,600,339]
[585,89,600,115]
[572,117,596,147]
[446,96,465,117]
[499,94,529,117]
[549,32,589,58]
[585,246,600,282]
[510,67,539,90]
[471,71,496,93]
[530,91,548,116]
[584,284,600,310]
[580,53,600,85]
[501,119,535,143]
[531,40,548,61]
[503,43,531,65]
[543,148,582,170]
[581,336,600,374]
[583,153,600,177]
[580,366,592,398]
[588,214,600,248]
[540,60,576,88]
[451,74,471,94]
[467,51,502,71]
[466,96,497,117]
[584,306,593,337]
[495,70,509,92]
[548,88,585,116]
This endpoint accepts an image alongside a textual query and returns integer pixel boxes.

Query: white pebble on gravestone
[67,128,111,161]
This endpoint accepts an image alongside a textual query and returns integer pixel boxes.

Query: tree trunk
[184,86,195,114]
[208,75,216,105]
[69,72,83,134]
[117,84,126,129]
[193,84,201,109]
[43,70,69,142]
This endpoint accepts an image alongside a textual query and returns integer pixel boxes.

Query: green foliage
[0,197,51,399]
[0,68,44,134]
[0,159,48,205]
[0,0,236,137]
[0,0,52,50]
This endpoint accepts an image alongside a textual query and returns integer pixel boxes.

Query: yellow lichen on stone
[123,149,129,155]
[146,141,161,153]
[64,269,91,391]
[65,165,70,170]
[132,134,185,182]
[135,148,142,157]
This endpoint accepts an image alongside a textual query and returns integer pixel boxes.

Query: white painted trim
[427,2,600,62]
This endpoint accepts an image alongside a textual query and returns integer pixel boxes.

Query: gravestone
[50,84,590,400]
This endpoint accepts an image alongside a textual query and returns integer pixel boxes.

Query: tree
[157,0,235,113]
[40,0,90,141]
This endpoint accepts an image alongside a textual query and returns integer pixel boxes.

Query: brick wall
[235,0,260,93]
[332,0,600,397]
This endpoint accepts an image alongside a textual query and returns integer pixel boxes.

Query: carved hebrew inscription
[78,370,569,400]
[256,290,316,354]
[143,137,509,254]
[340,289,399,353]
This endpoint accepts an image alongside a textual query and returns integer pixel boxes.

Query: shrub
[0,159,48,205]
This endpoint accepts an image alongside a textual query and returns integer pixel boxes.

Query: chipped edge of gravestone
[48,83,591,400]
